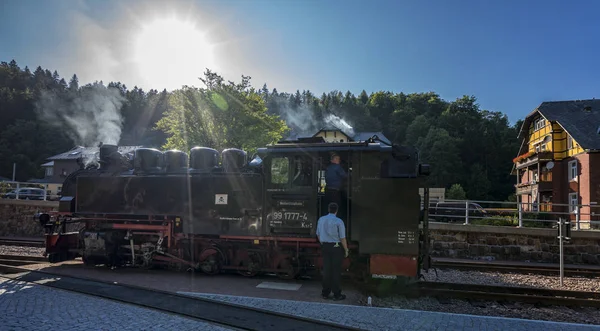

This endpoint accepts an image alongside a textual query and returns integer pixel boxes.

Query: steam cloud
[324,114,355,137]
[271,99,356,140]
[36,84,126,147]
[277,103,319,135]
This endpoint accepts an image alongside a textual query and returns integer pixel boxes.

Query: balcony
[515,180,553,195]
[514,151,553,170]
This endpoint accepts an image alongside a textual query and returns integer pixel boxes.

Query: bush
[471,216,518,227]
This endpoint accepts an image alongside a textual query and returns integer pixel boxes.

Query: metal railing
[423,198,600,230]
[0,181,61,201]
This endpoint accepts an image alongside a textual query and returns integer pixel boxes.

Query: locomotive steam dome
[189,147,219,172]
[164,149,189,173]
[221,148,247,172]
[134,148,164,174]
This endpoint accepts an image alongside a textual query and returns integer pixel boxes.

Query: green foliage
[470,213,555,228]
[155,70,289,155]
[0,59,522,204]
[471,216,518,227]
[447,184,467,200]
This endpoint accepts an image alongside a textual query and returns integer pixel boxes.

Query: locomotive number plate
[272,211,308,221]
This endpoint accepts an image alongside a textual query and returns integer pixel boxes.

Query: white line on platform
[255,282,302,291]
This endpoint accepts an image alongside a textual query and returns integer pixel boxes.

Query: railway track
[432,258,600,277]
[0,263,360,331]
[0,254,46,266]
[413,281,600,308]
[0,237,44,248]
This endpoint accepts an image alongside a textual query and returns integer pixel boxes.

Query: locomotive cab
[258,138,430,278]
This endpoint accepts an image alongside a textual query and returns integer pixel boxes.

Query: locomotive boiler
[38,135,431,281]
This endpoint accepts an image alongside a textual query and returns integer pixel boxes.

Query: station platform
[1,274,598,331]
[179,292,600,330]
[0,278,228,330]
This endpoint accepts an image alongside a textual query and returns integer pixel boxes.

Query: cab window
[292,156,312,187]
[271,157,289,185]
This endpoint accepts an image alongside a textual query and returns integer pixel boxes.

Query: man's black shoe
[322,293,331,299]
[333,294,346,301]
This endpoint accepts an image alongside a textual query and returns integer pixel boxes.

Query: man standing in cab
[316,202,349,301]
[325,153,347,214]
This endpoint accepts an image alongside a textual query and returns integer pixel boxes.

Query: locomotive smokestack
[99,144,118,168]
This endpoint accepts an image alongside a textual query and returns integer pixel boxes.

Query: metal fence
[423,198,600,230]
[0,181,61,201]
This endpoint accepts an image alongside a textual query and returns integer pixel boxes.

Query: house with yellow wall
[513,99,600,224]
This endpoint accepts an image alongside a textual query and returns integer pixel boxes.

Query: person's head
[328,202,338,215]
[331,154,340,164]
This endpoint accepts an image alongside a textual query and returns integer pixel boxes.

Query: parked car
[2,188,46,200]
[429,201,487,222]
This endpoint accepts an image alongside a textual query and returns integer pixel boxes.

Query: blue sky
[1,0,599,124]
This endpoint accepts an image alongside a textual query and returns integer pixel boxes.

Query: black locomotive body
[40,136,431,280]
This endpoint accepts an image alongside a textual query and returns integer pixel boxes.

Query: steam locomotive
[39,135,431,281]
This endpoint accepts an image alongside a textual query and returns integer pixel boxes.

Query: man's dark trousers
[321,242,344,298]
[325,188,341,206]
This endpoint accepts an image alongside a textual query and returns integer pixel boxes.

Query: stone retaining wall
[0,200,58,237]
[430,223,600,265]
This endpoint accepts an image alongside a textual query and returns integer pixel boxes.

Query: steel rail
[413,281,600,308]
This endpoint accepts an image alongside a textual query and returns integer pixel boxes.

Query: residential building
[33,145,140,196]
[512,99,600,225]
[285,124,392,145]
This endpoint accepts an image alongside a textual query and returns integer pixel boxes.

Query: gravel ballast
[363,268,600,325]
[422,268,600,293]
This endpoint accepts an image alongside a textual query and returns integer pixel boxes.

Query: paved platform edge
[178,291,600,329]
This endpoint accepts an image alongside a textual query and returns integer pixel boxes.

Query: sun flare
[133,17,215,90]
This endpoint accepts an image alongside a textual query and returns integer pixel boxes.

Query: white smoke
[36,84,126,147]
[278,103,319,135]
[324,114,355,137]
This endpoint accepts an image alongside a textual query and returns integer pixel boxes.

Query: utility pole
[12,163,16,181]
[557,217,571,286]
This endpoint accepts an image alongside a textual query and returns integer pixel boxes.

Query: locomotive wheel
[276,258,298,280]
[237,252,262,277]
[198,248,224,275]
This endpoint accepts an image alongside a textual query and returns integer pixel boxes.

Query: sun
[133,17,215,90]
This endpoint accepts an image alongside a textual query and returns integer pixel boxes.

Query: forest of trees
[0,59,523,201]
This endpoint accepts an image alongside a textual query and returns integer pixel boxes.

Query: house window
[568,160,577,181]
[45,167,53,177]
[534,118,546,131]
[567,135,573,149]
[569,192,578,213]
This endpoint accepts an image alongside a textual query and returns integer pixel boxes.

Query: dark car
[2,188,46,200]
[430,201,487,222]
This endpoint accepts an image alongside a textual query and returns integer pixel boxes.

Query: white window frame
[569,192,578,213]
[534,118,546,131]
[567,135,573,149]
[45,167,53,176]
[568,160,577,181]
